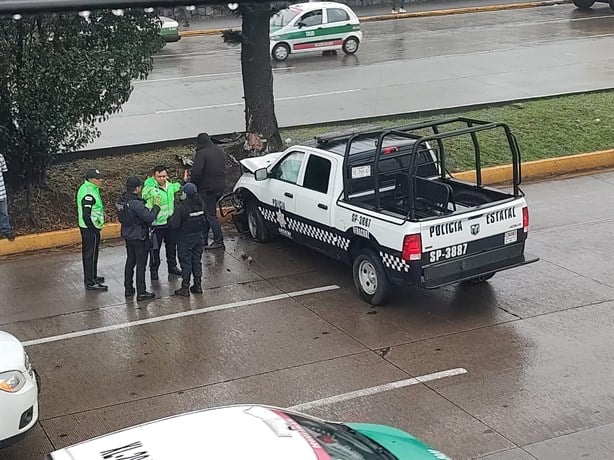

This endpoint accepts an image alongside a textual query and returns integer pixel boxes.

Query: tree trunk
[240,3,283,155]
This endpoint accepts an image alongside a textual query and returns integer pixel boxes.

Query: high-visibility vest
[77,180,104,229]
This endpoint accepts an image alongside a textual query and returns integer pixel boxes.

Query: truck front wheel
[352,249,390,305]
[247,201,272,243]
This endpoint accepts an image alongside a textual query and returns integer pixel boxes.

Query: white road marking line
[136,67,295,84]
[289,368,468,411]
[22,284,340,347]
[155,89,361,114]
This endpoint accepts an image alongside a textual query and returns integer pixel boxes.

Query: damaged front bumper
[218,192,249,233]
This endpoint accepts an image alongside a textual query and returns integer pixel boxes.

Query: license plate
[429,243,468,263]
[504,230,517,245]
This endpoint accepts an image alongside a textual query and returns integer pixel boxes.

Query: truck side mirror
[254,168,268,181]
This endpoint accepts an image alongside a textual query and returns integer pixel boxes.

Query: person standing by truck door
[190,133,227,250]
[117,176,161,301]
[77,169,107,291]
[142,165,183,280]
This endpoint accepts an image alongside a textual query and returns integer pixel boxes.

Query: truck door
[265,151,306,224]
[293,152,336,253]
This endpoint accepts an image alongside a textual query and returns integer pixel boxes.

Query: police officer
[169,182,204,296]
[116,176,161,301]
[77,169,107,291]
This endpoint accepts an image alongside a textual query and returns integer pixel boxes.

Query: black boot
[151,269,158,281]
[190,280,203,294]
[137,291,155,301]
[175,280,190,297]
[205,240,225,250]
[168,266,182,276]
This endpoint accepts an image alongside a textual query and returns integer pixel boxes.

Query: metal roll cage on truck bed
[224,117,539,305]
[336,117,523,216]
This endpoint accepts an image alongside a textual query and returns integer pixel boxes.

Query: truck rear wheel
[352,249,390,305]
[247,201,272,243]
[464,273,495,285]
[572,0,595,9]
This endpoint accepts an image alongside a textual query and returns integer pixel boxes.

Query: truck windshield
[283,412,395,460]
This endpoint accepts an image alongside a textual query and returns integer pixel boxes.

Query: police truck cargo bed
[227,117,539,305]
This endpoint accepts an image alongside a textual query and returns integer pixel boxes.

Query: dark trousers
[177,233,203,286]
[80,227,101,286]
[201,190,223,244]
[124,239,149,294]
[149,226,177,271]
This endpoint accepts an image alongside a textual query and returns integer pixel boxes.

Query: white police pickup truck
[227,118,538,305]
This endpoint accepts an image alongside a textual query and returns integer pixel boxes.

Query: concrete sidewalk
[175,0,568,34]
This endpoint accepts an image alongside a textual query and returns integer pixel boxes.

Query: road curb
[1,148,611,257]
[453,149,614,184]
[178,0,567,37]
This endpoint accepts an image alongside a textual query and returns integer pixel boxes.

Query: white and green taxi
[47,404,451,459]
[159,16,181,43]
[270,2,362,61]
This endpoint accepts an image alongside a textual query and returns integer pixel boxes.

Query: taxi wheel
[272,43,290,62]
[342,36,360,55]
[353,249,389,306]
[247,201,272,243]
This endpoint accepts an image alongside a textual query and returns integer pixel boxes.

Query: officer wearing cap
[169,182,205,296]
[116,176,161,301]
[77,169,107,291]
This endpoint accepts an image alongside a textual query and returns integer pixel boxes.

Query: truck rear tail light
[522,206,529,233]
[402,234,422,261]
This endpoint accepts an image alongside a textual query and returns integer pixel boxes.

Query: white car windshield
[284,412,395,460]
[270,8,300,30]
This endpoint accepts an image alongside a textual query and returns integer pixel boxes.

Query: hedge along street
[1,149,612,257]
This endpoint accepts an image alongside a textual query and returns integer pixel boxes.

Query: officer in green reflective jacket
[142,165,187,280]
[77,169,107,291]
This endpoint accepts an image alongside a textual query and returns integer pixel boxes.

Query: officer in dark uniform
[169,182,205,296]
[116,176,161,301]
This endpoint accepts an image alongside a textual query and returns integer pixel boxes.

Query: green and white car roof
[48,405,450,459]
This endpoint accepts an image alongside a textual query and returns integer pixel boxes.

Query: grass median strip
[7,90,614,237]
[283,90,614,171]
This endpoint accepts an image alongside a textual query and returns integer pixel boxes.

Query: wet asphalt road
[1,170,613,459]
[89,4,614,148]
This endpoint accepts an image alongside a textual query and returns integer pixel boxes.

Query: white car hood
[50,406,325,460]
[240,152,284,173]
[0,331,26,372]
